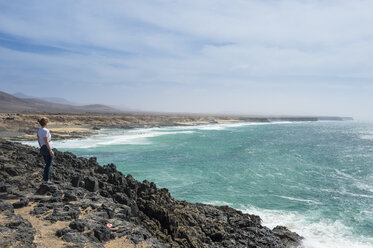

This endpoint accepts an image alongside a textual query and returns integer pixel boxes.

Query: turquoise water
[24,121,373,247]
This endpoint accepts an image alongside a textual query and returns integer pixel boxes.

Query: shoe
[42,180,53,185]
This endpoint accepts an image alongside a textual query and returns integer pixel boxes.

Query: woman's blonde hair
[37,117,49,127]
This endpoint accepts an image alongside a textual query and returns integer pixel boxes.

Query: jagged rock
[210,231,224,242]
[63,190,78,202]
[69,219,91,232]
[0,184,7,192]
[0,139,303,248]
[71,176,83,187]
[273,225,303,247]
[84,177,98,192]
[35,184,59,195]
[93,225,112,242]
[96,163,117,174]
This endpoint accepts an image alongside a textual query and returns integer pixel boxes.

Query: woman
[37,117,55,185]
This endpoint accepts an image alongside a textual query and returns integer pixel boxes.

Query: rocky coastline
[0,139,303,247]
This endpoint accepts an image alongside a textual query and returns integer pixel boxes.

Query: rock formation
[0,139,303,247]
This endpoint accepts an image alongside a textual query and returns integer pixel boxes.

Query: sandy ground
[15,204,70,248]
[4,198,152,248]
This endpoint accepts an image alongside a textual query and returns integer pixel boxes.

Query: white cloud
[0,0,372,119]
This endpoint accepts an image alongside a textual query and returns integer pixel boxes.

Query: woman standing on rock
[37,117,55,185]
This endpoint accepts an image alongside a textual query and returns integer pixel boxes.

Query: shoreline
[0,112,353,141]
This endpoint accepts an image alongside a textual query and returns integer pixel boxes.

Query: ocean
[23,121,373,247]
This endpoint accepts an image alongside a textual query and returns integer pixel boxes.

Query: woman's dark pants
[42,153,53,181]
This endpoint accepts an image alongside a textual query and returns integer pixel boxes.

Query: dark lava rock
[210,231,224,242]
[61,229,90,244]
[84,177,99,192]
[93,225,111,242]
[273,225,304,247]
[12,198,29,209]
[45,205,81,222]
[0,201,13,212]
[71,176,83,187]
[35,184,59,195]
[0,139,303,248]
[0,200,36,247]
[63,190,78,202]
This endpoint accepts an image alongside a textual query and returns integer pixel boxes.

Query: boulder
[12,198,29,209]
[84,177,99,192]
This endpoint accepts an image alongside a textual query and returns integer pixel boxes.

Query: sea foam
[55,129,195,148]
[205,201,373,248]
[21,121,300,149]
[24,121,285,149]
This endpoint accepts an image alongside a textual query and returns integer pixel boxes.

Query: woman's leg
[42,154,53,182]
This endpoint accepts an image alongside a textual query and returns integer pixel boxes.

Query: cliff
[0,139,303,248]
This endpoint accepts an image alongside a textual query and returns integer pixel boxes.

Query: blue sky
[0,0,373,119]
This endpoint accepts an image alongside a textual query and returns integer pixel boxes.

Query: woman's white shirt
[37,127,54,148]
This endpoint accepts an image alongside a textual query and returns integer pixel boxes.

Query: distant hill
[13,92,77,105]
[0,91,120,113]
[13,92,33,98]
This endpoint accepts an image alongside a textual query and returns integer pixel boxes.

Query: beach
[0,113,242,141]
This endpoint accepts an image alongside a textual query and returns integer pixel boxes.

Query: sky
[0,0,373,120]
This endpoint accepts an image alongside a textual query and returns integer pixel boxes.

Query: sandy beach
[0,113,246,141]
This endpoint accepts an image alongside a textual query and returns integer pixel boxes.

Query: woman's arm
[43,137,54,157]
[37,134,41,147]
